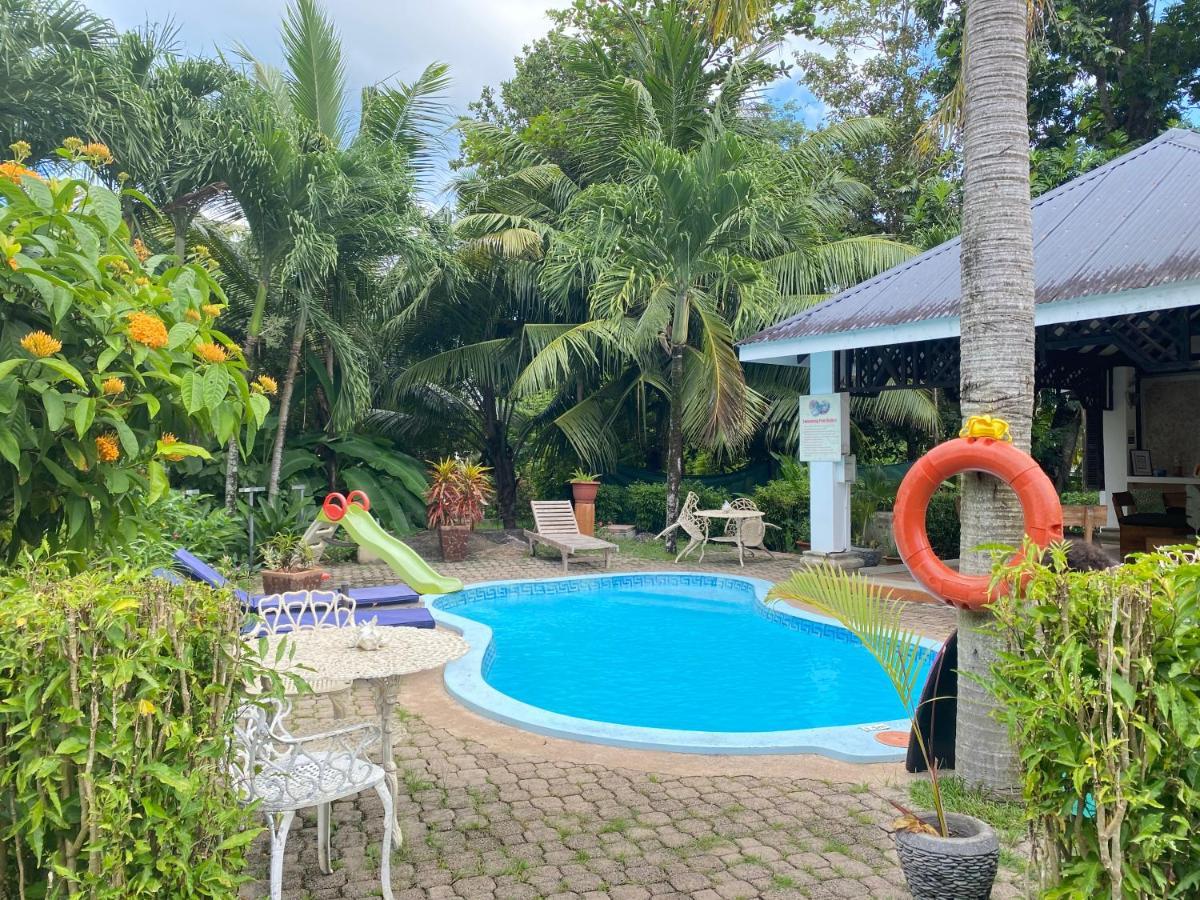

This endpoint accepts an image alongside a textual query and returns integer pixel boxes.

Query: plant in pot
[427,457,494,562]
[568,468,601,503]
[767,565,1000,900]
[259,533,325,594]
[851,467,898,567]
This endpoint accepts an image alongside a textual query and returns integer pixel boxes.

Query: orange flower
[193,341,228,364]
[202,304,222,318]
[108,257,131,276]
[253,374,279,396]
[160,432,184,461]
[95,433,120,463]
[20,331,62,358]
[126,311,168,349]
[131,238,150,262]
[102,376,125,396]
[185,308,201,323]
[82,142,113,164]
[0,161,43,184]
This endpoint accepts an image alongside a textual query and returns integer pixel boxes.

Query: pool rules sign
[797,393,850,462]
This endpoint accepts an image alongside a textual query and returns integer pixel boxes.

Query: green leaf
[147,459,168,505]
[0,358,25,381]
[96,345,121,373]
[0,428,20,466]
[41,457,82,490]
[167,323,198,350]
[144,762,194,794]
[107,416,138,457]
[180,371,203,415]
[156,439,211,460]
[73,397,95,437]
[23,176,54,211]
[41,389,65,431]
[215,829,261,852]
[248,393,270,427]
[85,185,123,233]
[1111,673,1136,709]
[54,736,88,756]
[35,358,86,389]
[201,365,229,412]
[141,393,160,419]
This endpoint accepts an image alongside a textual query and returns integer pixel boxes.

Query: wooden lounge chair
[525,501,618,573]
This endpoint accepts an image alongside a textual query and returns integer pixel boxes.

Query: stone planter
[438,524,470,562]
[852,545,884,568]
[261,568,325,595]
[894,812,999,900]
[570,480,600,503]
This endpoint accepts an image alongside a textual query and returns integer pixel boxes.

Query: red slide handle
[322,492,348,522]
[346,490,371,512]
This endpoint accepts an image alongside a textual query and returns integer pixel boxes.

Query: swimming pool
[429,573,939,761]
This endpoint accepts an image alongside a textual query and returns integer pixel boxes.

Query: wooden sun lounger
[525,501,618,573]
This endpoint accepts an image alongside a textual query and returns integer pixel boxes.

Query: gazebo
[739,128,1200,556]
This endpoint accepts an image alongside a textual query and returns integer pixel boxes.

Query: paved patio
[240,535,1025,899]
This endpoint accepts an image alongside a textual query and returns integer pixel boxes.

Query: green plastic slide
[324,504,464,595]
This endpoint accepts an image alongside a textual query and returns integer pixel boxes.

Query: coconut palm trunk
[267,308,308,500]
[664,344,686,553]
[956,0,1036,794]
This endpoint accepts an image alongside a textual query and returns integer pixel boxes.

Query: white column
[808,351,852,553]
[1101,366,1133,527]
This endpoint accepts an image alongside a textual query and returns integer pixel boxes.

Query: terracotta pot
[570,480,600,503]
[438,524,470,562]
[261,568,325,595]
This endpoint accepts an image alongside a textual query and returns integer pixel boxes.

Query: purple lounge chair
[170,549,431,628]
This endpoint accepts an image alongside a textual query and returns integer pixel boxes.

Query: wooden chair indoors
[1111,491,1193,558]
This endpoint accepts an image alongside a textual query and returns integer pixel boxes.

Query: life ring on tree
[893,416,1063,610]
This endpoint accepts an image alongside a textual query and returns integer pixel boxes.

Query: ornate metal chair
[231,698,396,900]
[709,498,781,558]
[247,590,358,717]
[655,491,711,562]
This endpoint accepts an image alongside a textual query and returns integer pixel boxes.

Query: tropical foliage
[0,141,267,561]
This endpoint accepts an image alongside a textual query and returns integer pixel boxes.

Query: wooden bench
[524,501,618,573]
[1060,504,1107,543]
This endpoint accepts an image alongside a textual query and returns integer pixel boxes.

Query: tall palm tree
[956,0,1036,793]
[228,0,449,501]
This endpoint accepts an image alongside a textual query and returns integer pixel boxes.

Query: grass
[909,776,1027,870]
[606,536,676,561]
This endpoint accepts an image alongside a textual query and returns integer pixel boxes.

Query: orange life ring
[893,430,1063,610]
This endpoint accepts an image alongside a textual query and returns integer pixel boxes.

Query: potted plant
[259,533,325,594]
[427,457,494,562]
[767,565,1000,900]
[851,468,898,567]
[568,468,601,504]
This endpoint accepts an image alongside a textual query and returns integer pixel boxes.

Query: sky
[90,0,827,197]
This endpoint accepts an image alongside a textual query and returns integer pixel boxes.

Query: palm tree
[955,0,1036,794]
[0,0,114,161]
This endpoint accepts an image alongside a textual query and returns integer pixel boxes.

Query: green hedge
[926,491,960,559]
[594,480,731,533]
[751,478,809,551]
[0,565,283,897]
[989,548,1200,896]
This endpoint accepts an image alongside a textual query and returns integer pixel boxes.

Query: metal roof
[741,128,1200,351]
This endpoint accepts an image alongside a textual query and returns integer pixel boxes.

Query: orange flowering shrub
[0,141,269,560]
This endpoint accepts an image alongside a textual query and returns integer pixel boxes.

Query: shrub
[926,490,960,559]
[1059,489,1100,507]
[595,482,630,524]
[126,489,242,567]
[0,142,267,561]
[625,480,730,533]
[988,546,1200,898]
[0,563,284,897]
[751,477,809,551]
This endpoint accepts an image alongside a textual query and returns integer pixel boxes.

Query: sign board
[797,393,849,462]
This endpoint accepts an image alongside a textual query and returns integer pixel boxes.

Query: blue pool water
[440,580,931,734]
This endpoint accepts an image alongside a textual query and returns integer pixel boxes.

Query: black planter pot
[893,812,999,900]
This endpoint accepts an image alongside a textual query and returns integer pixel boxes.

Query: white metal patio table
[694,508,765,567]
[256,626,469,829]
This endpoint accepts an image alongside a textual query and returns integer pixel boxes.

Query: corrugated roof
[741,128,1200,348]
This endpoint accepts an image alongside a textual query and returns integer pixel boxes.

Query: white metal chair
[231,698,395,900]
[247,590,357,717]
[709,498,780,558]
[655,492,711,562]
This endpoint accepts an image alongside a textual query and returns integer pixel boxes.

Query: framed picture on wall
[1130,449,1153,476]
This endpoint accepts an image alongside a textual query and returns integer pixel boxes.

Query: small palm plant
[767,564,948,837]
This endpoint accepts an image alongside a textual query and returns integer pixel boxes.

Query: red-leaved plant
[426,457,494,528]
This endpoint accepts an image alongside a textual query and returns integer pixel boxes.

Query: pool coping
[427,571,943,763]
